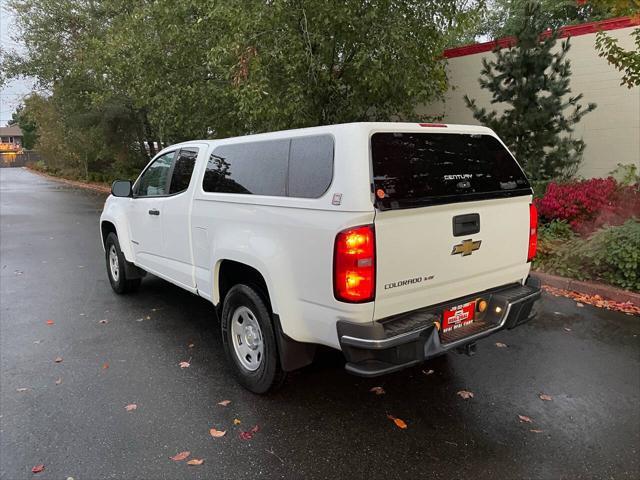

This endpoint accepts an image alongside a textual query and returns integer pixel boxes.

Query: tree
[8,104,37,149]
[596,28,640,87]
[472,0,636,41]
[593,0,640,88]
[2,0,481,178]
[464,2,597,181]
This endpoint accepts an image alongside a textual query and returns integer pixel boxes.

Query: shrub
[536,220,640,292]
[535,177,640,235]
[609,163,640,186]
[534,220,575,266]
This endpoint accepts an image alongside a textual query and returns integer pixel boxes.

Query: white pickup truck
[100,122,541,393]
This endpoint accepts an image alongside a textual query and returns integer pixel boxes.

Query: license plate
[442,301,475,334]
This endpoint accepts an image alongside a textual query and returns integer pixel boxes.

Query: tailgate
[373,197,532,319]
[370,130,533,320]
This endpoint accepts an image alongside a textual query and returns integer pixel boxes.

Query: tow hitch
[456,342,477,356]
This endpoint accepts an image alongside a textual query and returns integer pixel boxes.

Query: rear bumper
[337,277,541,377]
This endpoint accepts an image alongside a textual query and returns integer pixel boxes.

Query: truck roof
[173,122,495,148]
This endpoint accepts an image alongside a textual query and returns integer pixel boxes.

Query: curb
[25,166,111,194]
[531,271,640,307]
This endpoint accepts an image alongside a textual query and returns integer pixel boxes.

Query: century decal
[443,174,472,181]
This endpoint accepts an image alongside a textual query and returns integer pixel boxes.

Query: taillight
[419,123,447,128]
[334,225,376,303]
[528,203,538,262]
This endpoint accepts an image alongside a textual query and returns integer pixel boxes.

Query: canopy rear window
[371,132,532,210]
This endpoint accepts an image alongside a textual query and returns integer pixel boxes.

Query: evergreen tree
[464,1,596,181]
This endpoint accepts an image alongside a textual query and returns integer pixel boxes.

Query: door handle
[452,213,480,236]
[148,209,160,216]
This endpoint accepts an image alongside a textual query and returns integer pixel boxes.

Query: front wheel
[221,284,286,394]
[105,233,141,294]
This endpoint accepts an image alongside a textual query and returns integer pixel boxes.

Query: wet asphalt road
[0,167,639,480]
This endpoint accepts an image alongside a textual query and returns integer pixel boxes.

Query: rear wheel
[221,284,286,394]
[105,233,141,294]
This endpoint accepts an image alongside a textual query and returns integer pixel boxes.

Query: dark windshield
[371,132,531,210]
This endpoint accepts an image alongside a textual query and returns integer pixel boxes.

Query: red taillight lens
[419,123,447,128]
[334,225,376,303]
[528,203,538,262]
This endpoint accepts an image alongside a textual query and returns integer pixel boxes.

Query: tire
[105,232,141,294]
[221,284,286,394]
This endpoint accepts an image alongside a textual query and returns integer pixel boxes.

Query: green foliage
[536,219,640,292]
[473,0,638,40]
[534,219,576,265]
[464,1,596,181]
[8,104,37,149]
[596,27,640,88]
[609,162,640,186]
[2,0,480,180]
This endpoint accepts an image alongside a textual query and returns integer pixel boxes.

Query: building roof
[0,125,23,137]
[444,15,640,59]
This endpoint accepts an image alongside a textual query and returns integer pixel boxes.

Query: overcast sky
[1,0,34,126]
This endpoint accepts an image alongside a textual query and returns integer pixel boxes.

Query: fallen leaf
[99,319,108,324]
[542,285,640,315]
[188,343,195,348]
[530,429,544,433]
[169,451,190,461]
[539,394,552,401]
[217,400,231,407]
[386,415,408,429]
[31,464,45,474]
[233,418,241,425]
[54,356,63,363]
[209,428,226,438]
[16,387,28,392]
[179,361,190,368]
[369,386,385,395]
[145,315,151,320]
[495,342,508,348]
[457,390,474,399]
[422,369,434,375]
[102,363,109,369]
[187,459,204,466]
[55,377,62,385]
[564,327,572,332]
[518,414,533,423]
[576,302,584,308]
[239,425,260,440]
[125,403,137,412]
[46,320,54,326]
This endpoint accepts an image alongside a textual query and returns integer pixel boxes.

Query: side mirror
[111,180,132,197]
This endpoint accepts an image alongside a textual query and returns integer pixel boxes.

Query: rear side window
[288,135,333,198]
[371,132,531,210]
[203,139,289,196]
[169,148,198,194]
[202,135,334,198]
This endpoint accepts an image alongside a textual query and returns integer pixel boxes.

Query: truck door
[159,146,203,289]
[128,151,175,275]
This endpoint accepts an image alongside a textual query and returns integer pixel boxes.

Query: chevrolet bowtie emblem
[452,239,482,256]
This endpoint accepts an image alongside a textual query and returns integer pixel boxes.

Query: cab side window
[136,151,175,197]
[169,148,199,195]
